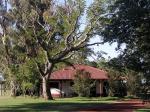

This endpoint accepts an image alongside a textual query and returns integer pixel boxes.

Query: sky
[84,0,121,61]
[89,37,120,61]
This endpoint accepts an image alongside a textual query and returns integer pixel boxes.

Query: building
[50,65,108,97]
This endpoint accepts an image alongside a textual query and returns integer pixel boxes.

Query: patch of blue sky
[84,0,123,61]
[88,35,125,61]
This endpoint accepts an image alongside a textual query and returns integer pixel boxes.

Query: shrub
[72,69,95,97]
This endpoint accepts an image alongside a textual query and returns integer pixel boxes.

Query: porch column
[59,81,63,97]
[99,80,103,96]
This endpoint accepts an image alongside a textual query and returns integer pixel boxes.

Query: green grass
[0,96,117,112]
[56,96,119,101]
[136,109,150,112]
[0,96,149,112]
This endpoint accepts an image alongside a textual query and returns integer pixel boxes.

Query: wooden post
[99,80,103,97]
[60,81,63,97]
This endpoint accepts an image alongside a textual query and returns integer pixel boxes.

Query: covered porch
[50,64,108,97]
[49,79,108,97]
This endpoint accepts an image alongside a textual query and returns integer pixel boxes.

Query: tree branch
[53,41,104,62]
[65,14,80,46]
[80,42,104,48]
[45,62,54,79]
[34,60,45,77]
[59,59,75,68]
[52,47,72,61]
[61,52,74,61]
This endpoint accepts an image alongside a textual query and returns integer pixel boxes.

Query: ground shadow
[0,101,147,112]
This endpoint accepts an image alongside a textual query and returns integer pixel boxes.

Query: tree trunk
[42,77,53,100]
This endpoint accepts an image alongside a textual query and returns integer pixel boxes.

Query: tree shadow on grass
[0,102,147,112]
[74,98,119,102]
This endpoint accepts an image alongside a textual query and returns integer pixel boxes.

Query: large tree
[91,0,150,95]
[0,0,103,100]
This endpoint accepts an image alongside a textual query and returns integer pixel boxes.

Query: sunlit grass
[0,96,117,106]
[0,96,116,112]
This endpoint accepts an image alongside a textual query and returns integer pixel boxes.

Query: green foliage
[22,82,34,96]
[18,59,40,96]
[72,69,95,97]
[124,69,141,96]
[5,0,92,73]
[22,82,33,92]
[106,69,126,97]
[91,0,150,99]
[0,0,104,99]
[93,59,141,97]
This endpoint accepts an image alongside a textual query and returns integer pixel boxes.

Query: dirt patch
[78,99,149,112]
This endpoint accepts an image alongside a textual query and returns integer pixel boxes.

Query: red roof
[50,65,108,80]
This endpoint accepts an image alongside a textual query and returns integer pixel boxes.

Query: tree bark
[42,77,53,100]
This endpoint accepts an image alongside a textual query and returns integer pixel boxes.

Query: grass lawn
[0,96,149,112]
[0,96,116,112]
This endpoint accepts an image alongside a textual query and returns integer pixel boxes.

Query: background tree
[90,58,140,97]
[0,0,28,96]
[124,68,142,96]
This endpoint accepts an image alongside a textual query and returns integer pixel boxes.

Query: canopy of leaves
[91,0,150,88]
[2,0,101,77]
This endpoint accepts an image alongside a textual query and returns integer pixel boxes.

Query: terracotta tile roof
[50,65,108,80]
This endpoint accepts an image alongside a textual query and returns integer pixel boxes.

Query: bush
[72,69,95,97]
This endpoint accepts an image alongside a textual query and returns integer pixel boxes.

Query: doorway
[50,81,59,88]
